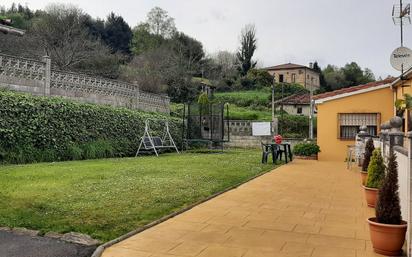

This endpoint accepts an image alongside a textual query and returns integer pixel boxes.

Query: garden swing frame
[136,119,180,157]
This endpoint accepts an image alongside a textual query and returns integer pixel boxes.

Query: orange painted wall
[316,87,394,161]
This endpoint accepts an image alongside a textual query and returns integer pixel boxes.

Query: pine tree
[103,12,133,55]
[362,138,375,172]
[376,153,402,224]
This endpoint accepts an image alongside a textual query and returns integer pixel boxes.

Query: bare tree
[31,3,109,69]
[212,50,238,76]
[146,7,176,38]
[120,46,172,93]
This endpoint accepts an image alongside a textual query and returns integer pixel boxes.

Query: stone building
[263,63,320,91]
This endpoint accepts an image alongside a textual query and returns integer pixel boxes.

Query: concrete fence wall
[0,53,170,113]
[224,119,305,148]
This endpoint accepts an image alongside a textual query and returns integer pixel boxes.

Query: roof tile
[275,93,310,105]
[313,78,395,100]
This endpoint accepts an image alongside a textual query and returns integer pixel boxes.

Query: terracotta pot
[360,171,368,186]
[367,217,407,256]
[363,186,378,208]
[358,158,363,167]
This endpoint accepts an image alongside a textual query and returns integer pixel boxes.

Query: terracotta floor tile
[207,216,248,226]
[116,238,180,253]
[102,160,376,257]
[243,249,291,257]
[158,221,208,232]
[224,235,286,251]
[225,227,265,238]
[280,242,314,256]
[312,246,356,257]
[293,224,321,234]
[319,225,356,238]
[244,220,296,232]
[307,234,366,250]
[139,228,188,241]
[196,245,246,257]
[262,230,309,243]
[102,247,152,257]
[167,241,208,256]
[180,231,230,244]
[200,224,232,234]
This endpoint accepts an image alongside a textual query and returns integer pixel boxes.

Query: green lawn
[0,149,278,241]
[228,105,272,121]
[215,90,270,107]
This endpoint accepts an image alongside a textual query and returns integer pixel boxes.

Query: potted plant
[361,138,374,185]
[368,153,407,256]
[293,142,320,160]
[363,148,385,207]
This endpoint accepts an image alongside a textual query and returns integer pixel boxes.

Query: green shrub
[0,91,182,164]
[65,145,83,161]
[81,143,97,160]
[293,142,320,156]
[92,140,114,159]
[366,148,385,188]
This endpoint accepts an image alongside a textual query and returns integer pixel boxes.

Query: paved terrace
[102,160,383,257]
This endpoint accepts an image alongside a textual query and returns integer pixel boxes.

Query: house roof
[275,93,310,105]
[391,67,412,87]
[0,24,25,36]
[263,63,308,70]
[313,78,395,104]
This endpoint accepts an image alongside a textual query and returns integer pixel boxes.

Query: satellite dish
[390,46,412,71]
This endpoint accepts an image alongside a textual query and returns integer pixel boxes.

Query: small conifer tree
[376,152,402,224]
[362,138,375,172]
[366,148,385,188]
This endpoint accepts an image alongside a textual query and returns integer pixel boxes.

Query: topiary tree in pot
[360,138,374,185]
[363,148,385,207]
[367,152,407,256]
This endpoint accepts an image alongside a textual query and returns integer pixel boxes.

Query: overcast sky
[2,0,409,78]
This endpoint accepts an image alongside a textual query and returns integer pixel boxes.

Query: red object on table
[274,135,282,144]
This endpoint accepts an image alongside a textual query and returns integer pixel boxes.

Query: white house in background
[274,93,312,116]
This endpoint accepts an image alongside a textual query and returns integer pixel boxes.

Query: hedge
[293,142,320,156]
[0,91,182,164]
[278,115,317,138]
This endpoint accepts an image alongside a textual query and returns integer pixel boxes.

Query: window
[338,113,380,139]
[297,107,302,114]
[291,74,296,83]
[279,74,284,83]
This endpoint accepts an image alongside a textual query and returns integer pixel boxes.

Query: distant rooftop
[275,93,310,105]
[0,24,25,36]
[263,63,311,71]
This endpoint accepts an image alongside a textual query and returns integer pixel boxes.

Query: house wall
[316,87,394,161]
[267,68,320,91]
[280,104,311,116]
[393,81,412,132]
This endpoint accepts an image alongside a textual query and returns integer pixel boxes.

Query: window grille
[338,113,379,139]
